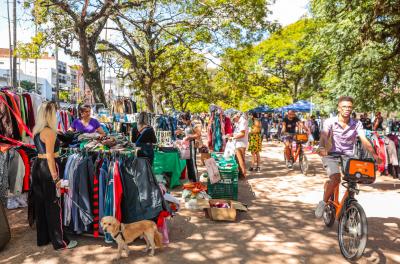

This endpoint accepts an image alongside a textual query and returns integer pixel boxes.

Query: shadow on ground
[1,142,399,264]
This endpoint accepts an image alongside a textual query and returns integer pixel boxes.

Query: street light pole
[12,0,17,89]
[55,45,59,101]
[6,0,12,86]
[35,22,38,93]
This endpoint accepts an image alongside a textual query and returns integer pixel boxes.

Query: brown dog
[101,216,163,259]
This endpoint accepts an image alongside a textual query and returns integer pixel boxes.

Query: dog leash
[64,192,94,223]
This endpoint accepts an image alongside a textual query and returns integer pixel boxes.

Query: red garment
[113,161,123,222]
[224,116,233,136]
[0,92,33,138]
[157,211,170,228]
[23,94,35,130]
[18,149,31,192]
[374,136,386,173]
[4,91,24,136]
[92,158,102,238]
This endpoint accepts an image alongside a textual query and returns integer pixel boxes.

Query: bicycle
[283,133,309,175]
[322,152,376,261]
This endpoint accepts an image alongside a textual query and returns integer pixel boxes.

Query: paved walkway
[1,141,400,264]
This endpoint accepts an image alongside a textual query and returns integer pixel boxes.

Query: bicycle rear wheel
[299,152,309,175]
[338,201,368,261]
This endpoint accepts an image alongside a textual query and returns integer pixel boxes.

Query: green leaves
[311,0,400,112]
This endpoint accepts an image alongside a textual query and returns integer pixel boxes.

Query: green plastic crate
[207,168,238,200]
[207,180,238,200]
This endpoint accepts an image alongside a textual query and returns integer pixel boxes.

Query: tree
[311,0,400,111]
[99,0,274,112]
[159,50,212,112]
[256,19,321,101]
[20,80,35,92]
[26,0,143,105]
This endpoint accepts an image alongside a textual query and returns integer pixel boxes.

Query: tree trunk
[78,30,106,105]
[293,82,299,102]
[84,52,106,104]
[144,92,154,113]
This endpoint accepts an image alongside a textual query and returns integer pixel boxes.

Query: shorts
[322,156,350,178]
[282,134,294,143]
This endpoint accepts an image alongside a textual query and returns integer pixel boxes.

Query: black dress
[31,133,70,250]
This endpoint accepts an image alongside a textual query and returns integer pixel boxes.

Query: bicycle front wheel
[299,153,309,175]
[338,201,368,261]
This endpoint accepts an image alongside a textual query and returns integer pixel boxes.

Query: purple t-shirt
[322,116,365,155]
[71,118,101,133]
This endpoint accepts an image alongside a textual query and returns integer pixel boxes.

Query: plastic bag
[179,147,190,160]
[224,141,236,160]
[177,140,191,160]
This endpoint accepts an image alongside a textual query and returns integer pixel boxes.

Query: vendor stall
[153,150,187,189]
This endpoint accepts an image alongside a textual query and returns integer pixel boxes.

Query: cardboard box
[204,199,237,221]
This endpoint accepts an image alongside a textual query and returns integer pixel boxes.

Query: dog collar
[115,224,126,241]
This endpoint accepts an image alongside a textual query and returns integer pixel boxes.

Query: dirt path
[1,141,400,264]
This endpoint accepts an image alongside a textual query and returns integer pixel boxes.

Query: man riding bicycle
[282,110,309,168]
[315,96,380,218]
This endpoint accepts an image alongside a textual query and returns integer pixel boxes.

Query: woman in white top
[230,112,249,178]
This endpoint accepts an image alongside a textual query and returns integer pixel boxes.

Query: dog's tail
[154,226,164,248]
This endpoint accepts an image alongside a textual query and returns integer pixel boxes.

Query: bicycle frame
[330,184,349,220]
[285,141,303,163]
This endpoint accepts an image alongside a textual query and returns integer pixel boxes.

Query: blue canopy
[249,105,273,113]
[276,100,314,112]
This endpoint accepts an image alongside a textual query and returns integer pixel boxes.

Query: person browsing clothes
[135,112,157,166]
[176,112,202,182]
[69,104,106,137]
[31,101,77,250]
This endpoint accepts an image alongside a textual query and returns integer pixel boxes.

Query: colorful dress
[248,118,262,153]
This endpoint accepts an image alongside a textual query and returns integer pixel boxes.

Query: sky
[0,0,309,64]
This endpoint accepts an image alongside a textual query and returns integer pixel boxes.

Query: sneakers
[249,167,254,172]
[67,240,78,249]
[315,201,326,218]
[256,167,261,173]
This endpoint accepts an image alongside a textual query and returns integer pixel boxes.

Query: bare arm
[298,121,310,134]
[318,120,330,156]
[184,126,202,141]
[233,130,245,139]
[41,129,58,180]
[359,134,380,161]
[96,126,106,137]
[282,122,287,134]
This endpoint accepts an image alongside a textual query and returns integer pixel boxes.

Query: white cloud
[269,0,309,26]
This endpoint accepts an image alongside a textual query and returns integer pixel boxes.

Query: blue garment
[72,157,94,234]
[214,116,223,152]
[98,158,109,234]
[104,160,114,243]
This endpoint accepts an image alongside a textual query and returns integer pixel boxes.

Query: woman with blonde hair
[31,101,77,250]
